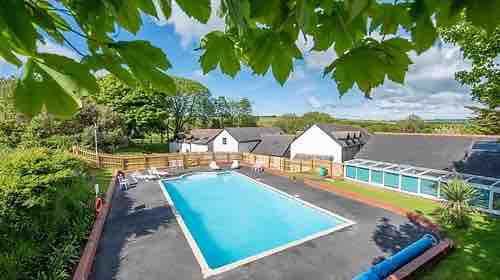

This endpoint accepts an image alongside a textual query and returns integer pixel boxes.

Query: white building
[290,123,370,163]
[169,129,222,153]
[212,127,283,153]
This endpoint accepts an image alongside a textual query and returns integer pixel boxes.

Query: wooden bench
[385,239,454,280]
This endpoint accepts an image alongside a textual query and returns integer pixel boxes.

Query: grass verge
[291,172,500,280]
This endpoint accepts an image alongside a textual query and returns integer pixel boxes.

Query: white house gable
[213,130,239,152]
[290,125,343,162]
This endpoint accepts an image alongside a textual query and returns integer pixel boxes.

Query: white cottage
[170,129,222,153]
[212,127,284,153]
[290,123,370,163]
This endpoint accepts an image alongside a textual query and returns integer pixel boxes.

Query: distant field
[257,116,468,134]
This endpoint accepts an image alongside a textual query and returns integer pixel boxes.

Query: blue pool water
[161,171,350,270]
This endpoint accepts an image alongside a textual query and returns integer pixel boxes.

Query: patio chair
[231,160,240,169]
[209,161,221,170]
[118,177,129,190]
[253,161,264,173]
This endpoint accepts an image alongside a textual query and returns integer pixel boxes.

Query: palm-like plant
[438,178,477,228]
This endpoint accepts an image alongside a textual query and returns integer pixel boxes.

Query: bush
[0,148,95,279]
[438,179,477,228]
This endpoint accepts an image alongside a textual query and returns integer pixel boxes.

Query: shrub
[0,148,95,279]
[438,179,477,228]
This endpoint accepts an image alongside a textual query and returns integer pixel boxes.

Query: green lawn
[293,173,500,280]
[113,143,169,155]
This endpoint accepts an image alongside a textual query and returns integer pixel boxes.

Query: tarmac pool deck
[92,167,431,280]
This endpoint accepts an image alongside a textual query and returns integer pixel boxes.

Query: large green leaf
[0,0,37,55]
[296,0,317,34]
[200,32,240,77]
[409,0,437,54]
[246,31,302,84]
[83,53,136,86]
[0,37,22,66]
[369,3,411,35]
[312,9,366,56]
[112,40,175,93]
[14,55,98,117]
[175,0,211,23]
[325,38,413,96]
[463,0,500,33]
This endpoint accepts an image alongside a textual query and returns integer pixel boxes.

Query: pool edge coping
[157,171,356,279]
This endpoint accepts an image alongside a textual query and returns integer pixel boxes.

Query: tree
[94,75,170,139]
[166,77,211,138]
[441,21,500,133]
[0,78,16,121]
[3,1,500,118]
[438,178,477,228]
[466,107,500,135]
[397,114,425,133]
[237,98,257,126]
[213,96,230,128]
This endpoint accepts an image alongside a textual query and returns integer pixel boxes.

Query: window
[222,137,227,145]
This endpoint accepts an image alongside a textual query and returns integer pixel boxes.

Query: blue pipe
[353,234,437,280]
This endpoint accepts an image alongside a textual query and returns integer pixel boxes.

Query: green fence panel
[402,175,419,193]
[356,167,370,182]
[420,179,438,197]
[470,186,490,209]
[384,172,399,188]
[346,165,356,179]
[493,192,500,211]
[371,170,383,185]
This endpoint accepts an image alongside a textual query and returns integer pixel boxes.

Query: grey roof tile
[225,127,283,142]
[355,134,500,178]
[252,135,295,156]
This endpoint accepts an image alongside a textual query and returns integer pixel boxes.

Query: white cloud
[37,41,79,60]
[156,0,224,48]
[299,44,478,120]
[1,41,79,77]
[296,34,337,70]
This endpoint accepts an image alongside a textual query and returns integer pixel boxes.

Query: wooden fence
[241,153,344,177]
[71,147,242,170]
[70,147,344,177]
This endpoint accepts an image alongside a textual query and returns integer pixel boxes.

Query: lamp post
[94,122,98,155]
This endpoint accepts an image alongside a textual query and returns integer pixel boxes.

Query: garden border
[72,170,118,280]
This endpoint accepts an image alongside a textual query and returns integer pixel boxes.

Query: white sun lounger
[209,161,221,170]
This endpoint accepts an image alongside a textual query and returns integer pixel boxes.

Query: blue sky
[0,1,477,120]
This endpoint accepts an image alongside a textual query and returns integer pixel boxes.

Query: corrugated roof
[355,134,492,172]
[315,123,370,147]
[252,135,295,156]
[225,127,283,142]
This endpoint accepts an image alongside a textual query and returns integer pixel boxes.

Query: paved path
[92,168,430,280]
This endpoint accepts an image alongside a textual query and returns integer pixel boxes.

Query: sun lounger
[231,160,240,169]
[209,161,221,170]
[150,167,169,178]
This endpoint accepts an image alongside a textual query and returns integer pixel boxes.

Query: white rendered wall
[290,124,343,163]
[212,130,239,152]
[178,143,209,152]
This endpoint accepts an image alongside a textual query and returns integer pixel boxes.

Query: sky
[0,1,478,120]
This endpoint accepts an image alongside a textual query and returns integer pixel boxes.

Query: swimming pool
[159,171,354,277]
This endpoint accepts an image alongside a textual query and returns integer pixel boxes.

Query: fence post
[144,155,148,169]
[299,160,303,173]
[96,155,102,168]
[226,153,230,162]
[330,161,334,177]
[183,153,187,168]
[121,158,126,170]
[268,156,271,168]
